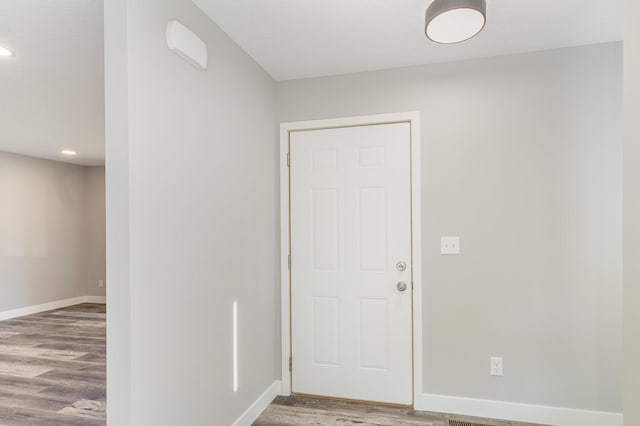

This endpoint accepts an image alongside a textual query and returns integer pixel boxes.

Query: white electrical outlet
[440,236,460,254]
[490,357,503,376]
[98,280,104,288]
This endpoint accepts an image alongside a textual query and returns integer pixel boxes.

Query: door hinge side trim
[289,356,292,372]
[288,254,291,270]
[287,152,290,167]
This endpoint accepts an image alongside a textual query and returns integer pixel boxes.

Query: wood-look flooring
[0,304,106,426]
[254,395,546,426]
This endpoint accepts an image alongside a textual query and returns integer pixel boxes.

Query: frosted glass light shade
[425,0,486,44]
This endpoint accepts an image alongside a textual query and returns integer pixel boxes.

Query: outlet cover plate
[441,236,460,255]
[490,357,504,376]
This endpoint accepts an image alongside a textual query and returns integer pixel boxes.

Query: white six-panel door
[290,122,413,405]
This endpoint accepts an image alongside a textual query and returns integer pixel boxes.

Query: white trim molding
[232,380,282,426]
[0,296,107,321]
[85,296,107,304]
[279,112,423,402]
[416,393,623,426]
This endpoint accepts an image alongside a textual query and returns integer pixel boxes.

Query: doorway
[280,112,423,405]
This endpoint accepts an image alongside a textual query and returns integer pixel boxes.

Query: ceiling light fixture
[425,0,487,44]
[0,45,15,57]
[61,150,77,156]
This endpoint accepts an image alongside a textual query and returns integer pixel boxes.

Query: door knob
[396,261,407,272]
[397,281,408,292]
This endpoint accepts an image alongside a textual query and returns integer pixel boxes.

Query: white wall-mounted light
[166,20,207,69]
[61,150,77,156]
[425,0,487,44]
[0,45,14,57]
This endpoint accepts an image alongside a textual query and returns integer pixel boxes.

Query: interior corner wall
[624,0,640,424]
[0,151,87,312]
[276,42,623,415]
[105,0,279,425]
[84,166,106,297]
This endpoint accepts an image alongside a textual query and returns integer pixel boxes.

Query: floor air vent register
[448,420,504,426]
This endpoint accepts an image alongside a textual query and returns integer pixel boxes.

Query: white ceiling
[193,0,624,81]
[0,0,104,166]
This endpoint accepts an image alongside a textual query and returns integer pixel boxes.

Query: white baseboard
[416,393,622,426]
[0,295,106,321]
[84,296,107,304]
[232,380,282,426]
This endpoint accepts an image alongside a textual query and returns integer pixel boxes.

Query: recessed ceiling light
[425,0,487,44]
[61,150,77,156]
[0,45,14,57]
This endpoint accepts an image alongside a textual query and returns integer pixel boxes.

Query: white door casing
[280,112,422,405]
[280,112,423,404]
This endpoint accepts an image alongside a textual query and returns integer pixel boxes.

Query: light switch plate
[441,236,460,255]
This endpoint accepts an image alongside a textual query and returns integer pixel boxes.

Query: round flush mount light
[0,45,15,57]
[425,0,487,44]
[61,150,77,156]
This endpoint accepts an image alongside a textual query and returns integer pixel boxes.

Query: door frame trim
[279,111,423,404]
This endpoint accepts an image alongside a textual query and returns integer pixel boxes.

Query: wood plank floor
[0,303,106,426]
[254,395,546,426]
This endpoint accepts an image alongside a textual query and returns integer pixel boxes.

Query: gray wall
[276,43,623,413]
[85,166,106,297]
[104,0,131,423]
[624,0,640,423]
[104,0,279,424]
[0,152,105,312]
